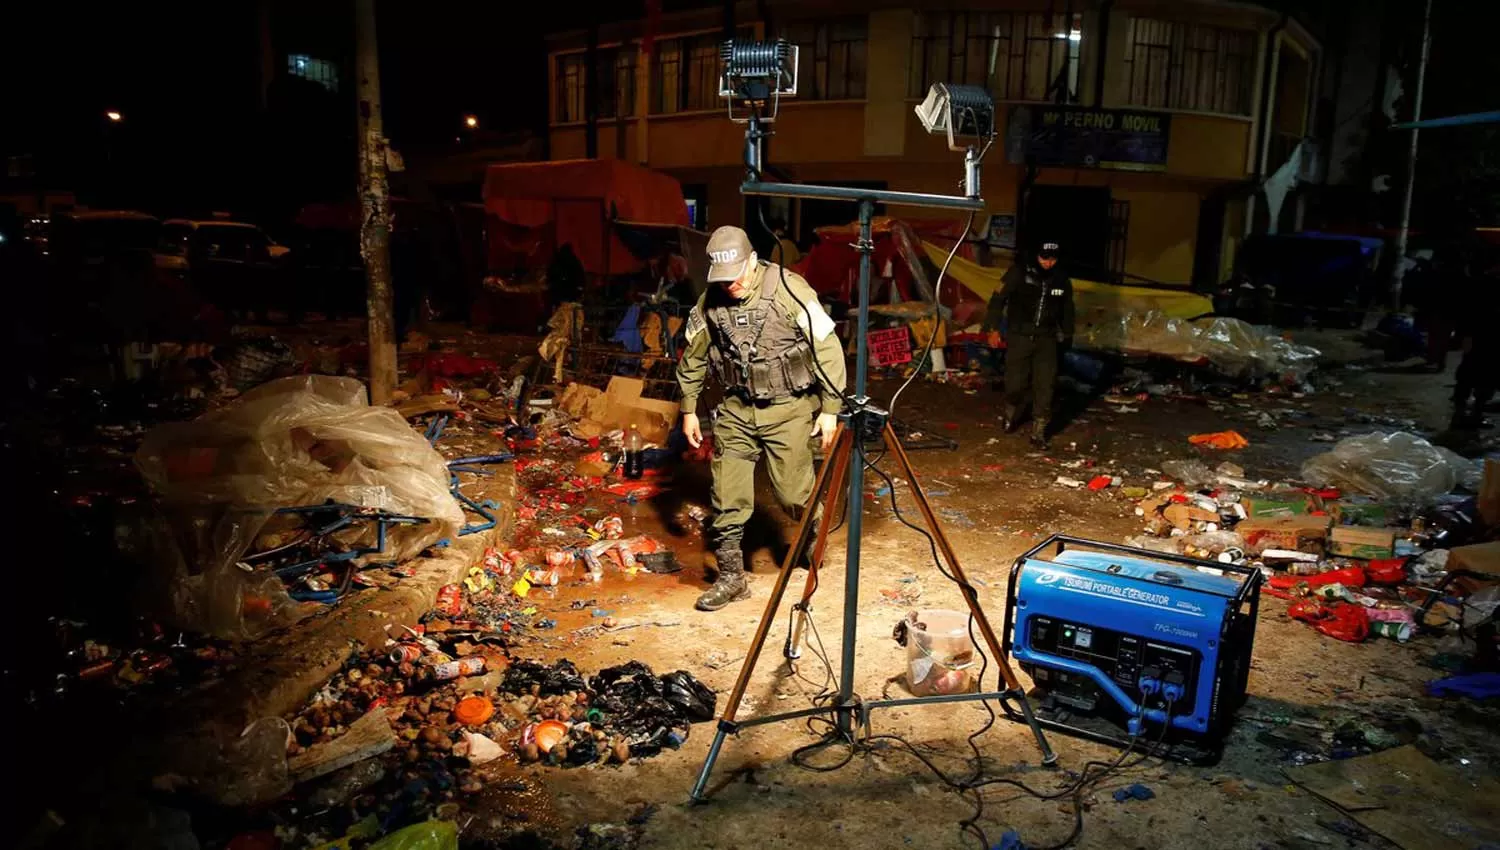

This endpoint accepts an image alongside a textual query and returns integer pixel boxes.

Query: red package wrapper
[1087,475,1113,491]
[1365,557,1408,585]
[1268,566,1366,592]
[1288,599,1369,642]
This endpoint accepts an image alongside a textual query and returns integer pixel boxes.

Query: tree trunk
[354,0,397,405]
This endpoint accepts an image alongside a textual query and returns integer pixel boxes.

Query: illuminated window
[782,17,868,100]
[1125,18,1255,115]
[910,11,1081,103]
[287,54,339,92]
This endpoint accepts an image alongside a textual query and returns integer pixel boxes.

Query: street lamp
[105,110,123,122]
[463,114,478,129]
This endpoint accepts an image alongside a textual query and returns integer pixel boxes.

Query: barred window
[555,53,586,123]
[782,17,868,100]
[909,11,1081,103]
[1125,18,1255,115]
[652,28,755,114]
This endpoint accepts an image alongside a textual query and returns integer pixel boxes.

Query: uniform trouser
[1004,333,1059,423]
[710,393,820,551]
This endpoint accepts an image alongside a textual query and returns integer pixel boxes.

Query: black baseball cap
[1037,241,1060,260]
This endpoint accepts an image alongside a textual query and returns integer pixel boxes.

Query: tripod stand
[689,195,1056,802]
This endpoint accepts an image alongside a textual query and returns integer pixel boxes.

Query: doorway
[1023,185,1111,280]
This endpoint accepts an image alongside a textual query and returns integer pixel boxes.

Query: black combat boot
[696,547,751,611]
[1030,418,1050,448]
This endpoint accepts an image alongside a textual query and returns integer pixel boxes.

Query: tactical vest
[704,265,818,401]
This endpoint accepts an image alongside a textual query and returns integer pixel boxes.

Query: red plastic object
[1087,475,1113,491]
[1366,557,1408,585]
[1268,566,1367,592]
[435,584,464,617]
[1288,600,1369,642]
[1302,487,1341,500]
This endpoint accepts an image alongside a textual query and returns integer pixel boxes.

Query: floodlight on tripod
[914,83,997,198]
[719,38,799,124]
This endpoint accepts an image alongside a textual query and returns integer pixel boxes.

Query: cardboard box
[1328,526,1397,560]
[1330,502,1392,527]
[1447,541,1500,580]
[1241,495,1313,518]
[1237,515,1331,555]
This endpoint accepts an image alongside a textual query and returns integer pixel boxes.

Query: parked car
[155,219,291,321]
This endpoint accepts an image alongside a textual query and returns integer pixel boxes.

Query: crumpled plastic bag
[135,375,463,640]
[1077,311,1320,381]
[1161,459,1214,487]
[1300,432,1482,505]
[1288,600,1370,642]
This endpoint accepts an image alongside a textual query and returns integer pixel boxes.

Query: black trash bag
[503,659,587,696]
[625,724,690,759]
[660,670,716,722]
[565,734,599,767]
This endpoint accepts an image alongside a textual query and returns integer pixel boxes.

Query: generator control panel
[1027,615,1200,717]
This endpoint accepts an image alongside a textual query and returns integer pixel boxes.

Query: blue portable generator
[1002,535,1262,764]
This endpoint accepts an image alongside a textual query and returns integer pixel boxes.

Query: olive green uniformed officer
[677,226,847,611]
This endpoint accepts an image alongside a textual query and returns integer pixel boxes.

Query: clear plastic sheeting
[135,375,464,639]
[1077,311,1321,381]
[1300,432,1483,505]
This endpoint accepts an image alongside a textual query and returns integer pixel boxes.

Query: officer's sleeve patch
[685,305,708,343]
[791,297,837,342]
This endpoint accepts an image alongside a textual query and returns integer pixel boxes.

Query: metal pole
[836,199,875,736]
[1390,0,1433,308]
[354,0,397,405]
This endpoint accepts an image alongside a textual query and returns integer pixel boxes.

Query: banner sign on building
[1006,105,1172,172]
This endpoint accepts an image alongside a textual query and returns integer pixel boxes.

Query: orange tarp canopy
[482,159,689,276]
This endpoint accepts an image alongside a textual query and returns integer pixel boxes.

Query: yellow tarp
[921,243,1212,320]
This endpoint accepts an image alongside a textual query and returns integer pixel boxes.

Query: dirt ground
[432,325,1497,850]
[17,319,1495,850]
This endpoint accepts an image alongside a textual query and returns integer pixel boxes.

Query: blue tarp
[1392,110,1500,130]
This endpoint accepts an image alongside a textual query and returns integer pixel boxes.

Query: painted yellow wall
[1166,114,1253,180]
[1110,188,1200,283]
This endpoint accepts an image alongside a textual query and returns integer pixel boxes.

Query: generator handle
[1013,534,1264,606]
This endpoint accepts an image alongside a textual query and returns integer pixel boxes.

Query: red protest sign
[868,327,913,367]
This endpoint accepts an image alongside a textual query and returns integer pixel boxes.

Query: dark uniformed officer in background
[982,240,1075,447]
[677,226,847,612]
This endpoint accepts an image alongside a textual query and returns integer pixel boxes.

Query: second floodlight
[914,83,996,152]
[719,38,799,123]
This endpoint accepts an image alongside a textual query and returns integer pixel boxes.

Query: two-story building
[546,0,1322,288]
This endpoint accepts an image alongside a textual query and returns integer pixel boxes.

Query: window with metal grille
[651,28,755,114]
[555,53,586,123]
[554,49,638,123]
[288,54,339,92]
[1124,17,1255,115]
[782,17,868,100]
[597,48,638,119]
[909,11,1081,103]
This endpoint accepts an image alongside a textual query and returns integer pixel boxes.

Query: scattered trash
[1112,783,1156,803]
[1301,432,1482,504]
[1188,431,1249,450]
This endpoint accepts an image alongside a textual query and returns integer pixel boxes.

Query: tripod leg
[691,426,855,801]
[786,426,853,659]
[880,424,1057,766]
